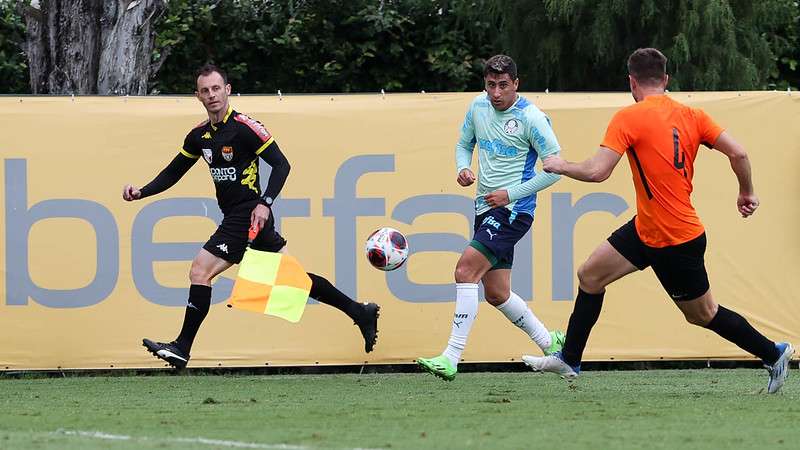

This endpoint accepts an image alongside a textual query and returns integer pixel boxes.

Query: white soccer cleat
[522,353,579,380]
[766,342,794,394]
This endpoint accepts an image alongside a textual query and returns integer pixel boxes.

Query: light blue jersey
[456,94,561,218]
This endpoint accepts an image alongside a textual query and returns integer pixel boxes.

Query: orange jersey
[601,95,724,247]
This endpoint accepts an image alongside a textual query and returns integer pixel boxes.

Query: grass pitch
[1,369,798,449]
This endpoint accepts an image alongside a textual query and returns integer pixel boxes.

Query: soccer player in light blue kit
[417,55,566,380]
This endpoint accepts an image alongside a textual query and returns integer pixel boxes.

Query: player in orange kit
[522,48,793,394]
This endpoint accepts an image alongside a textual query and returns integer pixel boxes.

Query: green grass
[1,369,798,449]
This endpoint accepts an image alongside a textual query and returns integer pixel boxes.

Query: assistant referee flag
[227,228,311,322]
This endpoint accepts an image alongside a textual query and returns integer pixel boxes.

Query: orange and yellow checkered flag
[226,227,311,323]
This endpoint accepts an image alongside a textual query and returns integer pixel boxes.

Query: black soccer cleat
[355,302,380,353]
[142,338,190,369]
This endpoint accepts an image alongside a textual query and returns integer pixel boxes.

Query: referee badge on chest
[222,146,234,162]
[202,148,213,164]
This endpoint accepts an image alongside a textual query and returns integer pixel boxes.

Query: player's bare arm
[457,168,476,186]
[542,147,622,182]
[712,131,758,218]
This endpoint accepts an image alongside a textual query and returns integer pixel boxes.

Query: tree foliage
[0,0,29,94]
[770,0,799,89]
[1,0,797,94]
[499,0,798,91]
[150,0,500,94]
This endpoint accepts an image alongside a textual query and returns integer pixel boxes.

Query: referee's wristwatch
[260,196,274,207]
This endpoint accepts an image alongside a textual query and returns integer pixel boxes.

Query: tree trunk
[19,2,50,94]
[19,0,165,95]
[98,0,165,95]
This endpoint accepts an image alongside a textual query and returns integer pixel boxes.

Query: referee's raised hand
[122,184,141,201]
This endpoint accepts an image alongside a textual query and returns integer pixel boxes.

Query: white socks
[442,283,479,367]
[442,286,551,366]
[496,291,551,351]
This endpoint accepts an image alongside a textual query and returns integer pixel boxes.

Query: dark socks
[705,305,780,365]
[562,288,605,367]
[175,284,212,354]
[308,272,363,321]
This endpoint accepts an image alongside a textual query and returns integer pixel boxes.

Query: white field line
[54,429,385,450]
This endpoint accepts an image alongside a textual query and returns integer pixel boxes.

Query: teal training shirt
[455,93,561,218]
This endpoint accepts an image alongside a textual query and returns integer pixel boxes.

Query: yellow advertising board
[0,91,798,370]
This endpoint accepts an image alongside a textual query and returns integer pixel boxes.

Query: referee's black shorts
[203,201,287,264]
[607,217,709,301]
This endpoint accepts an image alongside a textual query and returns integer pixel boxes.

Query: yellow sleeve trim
[254,136,275,155]
[180,148,200,159]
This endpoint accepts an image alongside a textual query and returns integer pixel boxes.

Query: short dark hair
[195,63,228,85]
[483,55,517,80]
[627,48,667,85]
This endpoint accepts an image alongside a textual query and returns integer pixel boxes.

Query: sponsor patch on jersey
[202,148,213,164]
[210,167,237,182]
[504,119,520,135]
[222,146,234,161]
[234,113,272,143]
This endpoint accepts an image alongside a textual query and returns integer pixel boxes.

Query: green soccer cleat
[544,330,566,356]
[417,355,457,381]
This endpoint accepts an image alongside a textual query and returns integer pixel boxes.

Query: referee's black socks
[308,273,363,321]
[175,284,212,354]
[705,305,780,365]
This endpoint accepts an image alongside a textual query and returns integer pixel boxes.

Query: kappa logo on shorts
[222,146,234,162]
[504,119,520,135]
[485,229,497,240]
[216,243,229,254]
[202,148,213,164]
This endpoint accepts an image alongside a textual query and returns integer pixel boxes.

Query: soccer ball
[365,227,409,271]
